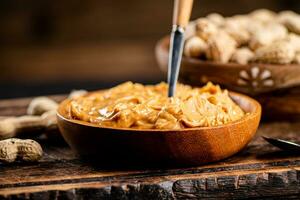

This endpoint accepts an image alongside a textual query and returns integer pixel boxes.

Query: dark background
[1,0,299,98]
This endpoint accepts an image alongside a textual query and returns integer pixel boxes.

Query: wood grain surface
[1,96,300,199]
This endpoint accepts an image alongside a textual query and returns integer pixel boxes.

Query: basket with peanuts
[183,9,300,65]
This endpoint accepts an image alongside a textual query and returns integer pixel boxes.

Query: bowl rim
[57,90,261,133]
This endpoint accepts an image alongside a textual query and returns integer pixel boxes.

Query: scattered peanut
[0,111,56,139]
[249,23,287,50]
[223,19,250,46]
[229,15,252,30]
[249,29,273,50]
[0,90,90,165]
[1,90,87,140]
[0,90,87,140]
[41,110,57,131]
[206,31,237,63]
[293,52,300,64]
[27,97,58,115]
[245,20,264,35]
[286,33,300,52]
[27,90,87,116]
[195,18,218,41]
[206,13,225,27]
[254,41,295,64]
[184,36,207,58]
[231,48,254,65]
[0,138,42,163]
[278,11,300,34]
[249,9,277,23]
[277,10,299,23]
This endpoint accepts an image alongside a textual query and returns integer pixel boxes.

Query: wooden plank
[1,97,300,199]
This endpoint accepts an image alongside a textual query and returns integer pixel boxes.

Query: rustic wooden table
[1,96,300,199]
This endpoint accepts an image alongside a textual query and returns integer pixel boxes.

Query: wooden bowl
[57,92,261,167]
[156,36,300,119]
[155,36,300,96]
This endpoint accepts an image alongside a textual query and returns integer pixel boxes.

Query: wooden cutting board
[0,96,300,199]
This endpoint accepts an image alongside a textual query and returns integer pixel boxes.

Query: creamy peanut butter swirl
[66,82,245,129]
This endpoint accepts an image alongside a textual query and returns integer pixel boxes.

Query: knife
[168,0,193,97]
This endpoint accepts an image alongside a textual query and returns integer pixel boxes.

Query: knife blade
[167,25,185,97]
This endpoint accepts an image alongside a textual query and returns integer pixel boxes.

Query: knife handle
[172,0,193,28]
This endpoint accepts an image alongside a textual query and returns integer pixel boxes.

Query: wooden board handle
[172,0,193,28]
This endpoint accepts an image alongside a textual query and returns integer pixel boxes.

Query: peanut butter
[66,82,245,129]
